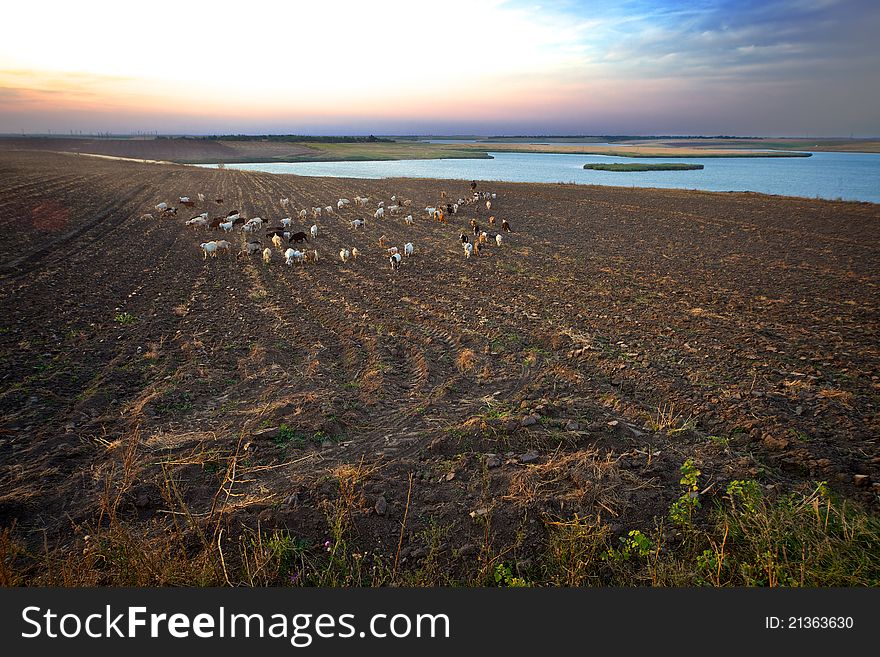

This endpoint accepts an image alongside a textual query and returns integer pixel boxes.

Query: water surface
[201,151,880,203]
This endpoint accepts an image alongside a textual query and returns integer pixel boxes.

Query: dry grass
[456,349,476,372]
[648,403,696,434]
[504,449,621,515]
[818,388,855,408]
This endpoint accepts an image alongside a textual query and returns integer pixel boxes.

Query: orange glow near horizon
[1,0,600,130]
[2,0,878,135]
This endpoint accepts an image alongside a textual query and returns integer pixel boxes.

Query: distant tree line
[486,135,758,141]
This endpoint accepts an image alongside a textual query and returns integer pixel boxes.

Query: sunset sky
[1,0,878,136]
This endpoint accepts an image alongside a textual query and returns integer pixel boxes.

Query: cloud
[0,0,877,134]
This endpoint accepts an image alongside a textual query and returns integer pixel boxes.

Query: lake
[200,151,880,204]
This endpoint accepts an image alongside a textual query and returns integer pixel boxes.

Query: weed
[114,312,136,325]
[493,563,529,587]
[606,529,654,561]
[274,424,303,448]
[669,459,701,526]
[155,392,193,415]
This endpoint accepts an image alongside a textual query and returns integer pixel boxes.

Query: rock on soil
[375,495,388,516]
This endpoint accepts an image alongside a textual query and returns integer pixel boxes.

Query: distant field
[0,136,822,164]
[456,143,812,158]
[0,137,490,164]
[628,138,880,153]
[584,162,704,171]
[0,137,322,163]
[296,141,492,162]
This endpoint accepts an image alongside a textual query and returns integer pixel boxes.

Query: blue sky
[0,0,877,135]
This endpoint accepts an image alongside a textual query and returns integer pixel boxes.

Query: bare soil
[1,150,878,581]
[0,137,320,163]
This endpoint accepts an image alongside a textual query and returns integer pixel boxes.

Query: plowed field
[1,150,878,584]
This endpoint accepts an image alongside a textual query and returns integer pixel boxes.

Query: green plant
[114,312,136,325]
[493,563,529,587]
[726,479,762,514]
[274,424,303,448]
[155,392,193,415]
[669,459,701,526]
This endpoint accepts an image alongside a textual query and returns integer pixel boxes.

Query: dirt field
[1,150,878,585]
[627,138,880,153]
[0,137,322,163]
[0,136,824,164]
[0,138,490,164]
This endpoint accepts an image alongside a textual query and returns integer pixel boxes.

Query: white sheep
[404,242,414,257]
[339,248,351,263]
[310,224,319,240]
[179,196,190,203]
[354,196,368,207]
[272,234,284,250]
[324,205,333,214]
[495,234,503,247]
[241,223,257,235]
[404,215,414,225]
[425,206,436,215]
[280,197,290,208]
[219,220,235,232]
[242,241,262,256]
[374,207,385,219]
[186,217,208,229]
[351,247,360,260]
[298,209,308,219]
[284,248,304,266]
[464,242,473,259]
[140,213,154,221]
[387,246,399,256]
[214,240,232,255]
[388,204,400,214]
[246,217,263,229]
[200,241,218,259]
[199,211,209,219]
[262,248,272,263]
[281,217,292,228]
[155,202,168,212]
[226,212,240,222]
[351,219,365,230]
[389,253,402,270]
[313,207,323,218]
[197,193,206,203]
[486,200,492,211]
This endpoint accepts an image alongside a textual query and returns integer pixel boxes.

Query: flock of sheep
[140,185,511,272]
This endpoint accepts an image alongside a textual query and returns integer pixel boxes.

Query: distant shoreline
[0,135,855,165]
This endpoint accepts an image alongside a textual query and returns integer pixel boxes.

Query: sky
[1,0,878,136]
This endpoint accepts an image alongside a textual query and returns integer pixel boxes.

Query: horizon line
[2,133,877,140]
